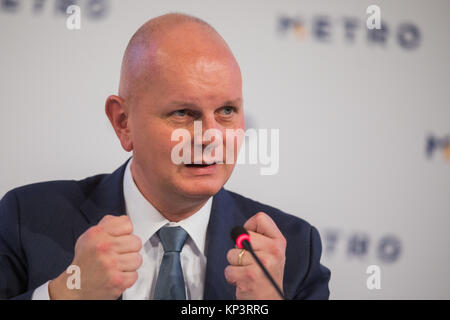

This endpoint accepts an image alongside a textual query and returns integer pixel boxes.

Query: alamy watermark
[366,5,381,30]
[66,265,81,290]
[366,264,381,290]
[66,5,81,30]
[171,121,280,175]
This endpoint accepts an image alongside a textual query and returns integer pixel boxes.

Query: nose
[202,113,222,132]
[191,114,224,164]
[196,114,224,147]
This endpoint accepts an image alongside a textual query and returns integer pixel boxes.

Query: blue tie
[154,226,188,300]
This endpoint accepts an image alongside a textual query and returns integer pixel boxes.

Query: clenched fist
[49,215,143,299]
[224,212,287,300]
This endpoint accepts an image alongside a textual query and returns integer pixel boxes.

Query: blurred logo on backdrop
[323,229,402,264]
[0,0,110,20]
[426,133,450,162]
[277,14,421,50]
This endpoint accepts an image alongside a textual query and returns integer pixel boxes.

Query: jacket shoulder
[224,188,313,234]
[0,173,111,222]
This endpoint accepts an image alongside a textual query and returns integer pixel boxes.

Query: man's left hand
[224,212,286,300]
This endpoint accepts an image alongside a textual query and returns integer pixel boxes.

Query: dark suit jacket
[0,158,330,300]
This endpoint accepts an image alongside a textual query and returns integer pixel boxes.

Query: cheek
[133,120,176,159]
[223,131,245,162]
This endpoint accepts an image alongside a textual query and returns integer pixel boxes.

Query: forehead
[130,23,242,107]
[143,51,242,105]
[163,54,240,86]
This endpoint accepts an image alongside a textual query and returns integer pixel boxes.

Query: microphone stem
[243,242,286,300]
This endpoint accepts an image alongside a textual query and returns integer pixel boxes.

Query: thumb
[243,212,283,240]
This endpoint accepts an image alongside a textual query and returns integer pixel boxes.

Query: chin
[175,179,224,198]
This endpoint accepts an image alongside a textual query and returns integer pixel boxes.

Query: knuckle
[237,284,250,295]
[133,236,142,251]
[122,272,138,290]
[110,272,123,288]
[259,256,268,267]
[107,257,118,270]
[256,212,266,221]
[125,236,141,252]
[120,216,133,232]
[271,244,283,258]
[86,226,102,239]
[128,272,138,287]
[264,256,276,270]
[280,235,287,247]
[224,266,233,281]
[226,250,233,264]
[113,288,122,297]
[134,253,143,268]
[269,240,285,258]
[101,256,117,271]
[95,241,109,252]
[124,222,133,234]
[224,265,231,276]
[120,214,131,221]
[100,215,114,224]
[245,268,256,281]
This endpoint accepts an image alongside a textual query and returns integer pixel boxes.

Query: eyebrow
[222,98,243,106]
[167,98,243,109]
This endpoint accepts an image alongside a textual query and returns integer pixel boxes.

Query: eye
[221,106,235,115]
[174,109,187,117]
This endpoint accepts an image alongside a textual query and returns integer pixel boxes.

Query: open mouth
[185,163,216,167]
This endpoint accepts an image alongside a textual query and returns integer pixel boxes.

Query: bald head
[118,13,240,102]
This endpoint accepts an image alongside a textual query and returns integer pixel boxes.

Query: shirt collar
[123,158,212,255]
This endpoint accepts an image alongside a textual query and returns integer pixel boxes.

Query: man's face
[128,44,244,200]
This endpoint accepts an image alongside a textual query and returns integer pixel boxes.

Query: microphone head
[231,226,247,242]
[231,226,251,249]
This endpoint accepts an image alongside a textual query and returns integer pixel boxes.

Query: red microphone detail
[236,233,251,249]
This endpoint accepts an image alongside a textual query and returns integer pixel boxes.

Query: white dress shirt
[32,158,212,300]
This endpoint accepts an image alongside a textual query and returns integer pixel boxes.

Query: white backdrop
[1,0,449,299]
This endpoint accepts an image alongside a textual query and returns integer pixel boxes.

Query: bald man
[0,13,330,300]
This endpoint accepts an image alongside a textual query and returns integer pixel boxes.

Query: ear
[105,95,133,152]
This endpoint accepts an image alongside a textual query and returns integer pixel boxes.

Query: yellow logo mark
[443,145,450,161]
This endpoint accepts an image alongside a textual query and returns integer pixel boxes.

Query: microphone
[230,226,286,300]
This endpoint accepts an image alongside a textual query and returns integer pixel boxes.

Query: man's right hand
[49,215,143,299]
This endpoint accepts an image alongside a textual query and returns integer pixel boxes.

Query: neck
[130,160,210,222]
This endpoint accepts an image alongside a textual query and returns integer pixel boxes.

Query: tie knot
[157,226,188,253]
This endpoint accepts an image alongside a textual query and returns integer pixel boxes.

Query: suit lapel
[203,188,248,300]
[78,158,130,226]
